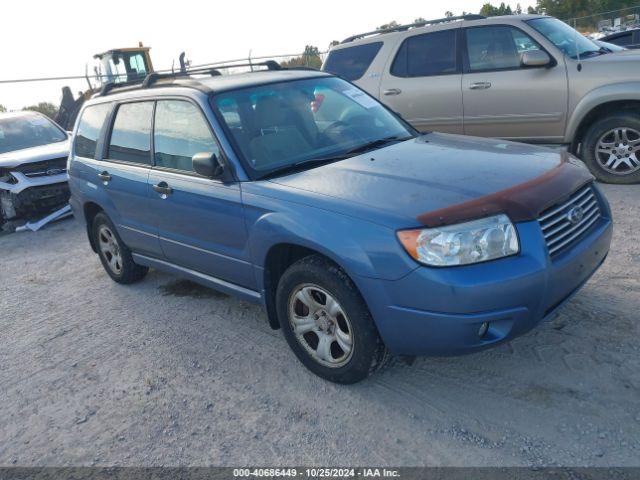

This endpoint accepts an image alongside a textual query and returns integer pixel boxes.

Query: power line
[0,74,104,84]
[0,51,326,85]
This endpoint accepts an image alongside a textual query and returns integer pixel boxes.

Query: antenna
[573,17,582,71]
[84,64,93,90]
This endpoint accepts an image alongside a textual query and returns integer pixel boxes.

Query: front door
[147,99,254,289]
[461,25,568,141]
[378,28,464,134]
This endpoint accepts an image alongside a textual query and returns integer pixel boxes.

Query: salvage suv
[323,14,640,184]
[68,66,612,383]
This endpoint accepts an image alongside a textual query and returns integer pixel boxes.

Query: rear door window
[153,100,221,173]
[74,104,111,159]
[107,102,153,165]
[391,29,458,77]
[323,42,383,80]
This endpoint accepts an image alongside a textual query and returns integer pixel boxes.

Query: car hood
[584,48,640,62]
[268,133,592,227]
[0,140,70,168]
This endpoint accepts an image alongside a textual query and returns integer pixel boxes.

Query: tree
[530,0,636,20]
[0,104,6,113]
[22,102,58,119]
[480,2,514,16]
[414,17,427,23]
[444,11,454,18]
[280,45,323,70]
[377,20,399,30]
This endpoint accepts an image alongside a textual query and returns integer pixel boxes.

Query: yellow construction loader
[55,44,156,130]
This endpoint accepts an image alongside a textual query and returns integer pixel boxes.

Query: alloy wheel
[98,225,123,275]
[595,127,640,175]
[288,284,354,368]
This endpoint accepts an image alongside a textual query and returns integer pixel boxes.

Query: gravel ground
[0,183,639,467]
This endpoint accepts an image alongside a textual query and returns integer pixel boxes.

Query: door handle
[153,181,173,198]
[98,171,111,183]
[383,88,402,96]
[469,82,492,90]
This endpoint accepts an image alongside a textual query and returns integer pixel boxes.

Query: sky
[0,0,533,111]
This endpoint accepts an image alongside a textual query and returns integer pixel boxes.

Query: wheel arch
[567,84,640,152]
[83,201,105,252]
[262,242,356,330]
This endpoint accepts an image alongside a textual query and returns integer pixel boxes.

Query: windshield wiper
[260,135,414,180]
[578,49,606,58]
[344,134,414,155]
[260,155,352,180]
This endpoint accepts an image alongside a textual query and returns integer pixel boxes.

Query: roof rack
[341,14,486,43]
[96,60,282,97]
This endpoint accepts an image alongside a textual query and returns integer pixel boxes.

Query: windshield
[527,17,602,59]
[211,76,414,179]
[0,114,67,154]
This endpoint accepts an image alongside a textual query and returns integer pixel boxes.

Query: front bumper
[356,215,613,356]
[0,173,69,221]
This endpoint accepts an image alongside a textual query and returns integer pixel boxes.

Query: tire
[91,212,148,284]
[275,255,388,384]
[581,113,640,184]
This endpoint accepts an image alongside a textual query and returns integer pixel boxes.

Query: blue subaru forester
[68,66,612,383]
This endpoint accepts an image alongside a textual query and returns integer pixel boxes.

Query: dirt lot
[0,183,639,467]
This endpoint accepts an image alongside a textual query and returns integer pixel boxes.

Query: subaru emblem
[567,206,584,225]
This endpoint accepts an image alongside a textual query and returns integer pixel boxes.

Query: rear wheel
[276,255,387,384]
[92,212,148,284]
[581,113,640,184]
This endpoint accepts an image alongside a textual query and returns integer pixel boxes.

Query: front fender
[566,82,640,142]
[243,192,418,290]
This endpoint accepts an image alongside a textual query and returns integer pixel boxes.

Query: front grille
[13,157,67,178]
[538,183,601,257]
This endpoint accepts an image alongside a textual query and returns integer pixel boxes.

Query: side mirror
[521,50,552,68]
[192,152,224,178]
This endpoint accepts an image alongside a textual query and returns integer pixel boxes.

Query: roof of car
[0,110,45,120]
[601,28,640,39]
[195,69,331,92]
[332,14,548,48]
[86,68,331,104]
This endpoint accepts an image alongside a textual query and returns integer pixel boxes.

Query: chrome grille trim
[13,157,67,178]
[538,183,601,257]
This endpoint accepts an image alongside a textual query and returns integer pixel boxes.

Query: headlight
[397,214,519,267]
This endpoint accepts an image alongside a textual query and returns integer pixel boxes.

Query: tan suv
[323,14,640,184]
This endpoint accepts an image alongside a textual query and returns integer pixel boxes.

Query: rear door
[99,101,161,256]
[147,99,254,289]
[461,25,568,141]
[378,28,464,134]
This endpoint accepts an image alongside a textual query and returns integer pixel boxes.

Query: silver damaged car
[0,111,70,230]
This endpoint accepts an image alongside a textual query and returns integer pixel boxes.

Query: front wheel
[581,114,640,184]
[276,255,387,384]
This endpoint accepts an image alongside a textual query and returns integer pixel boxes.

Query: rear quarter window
[74,104,111,159]
[323,42,383,81]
